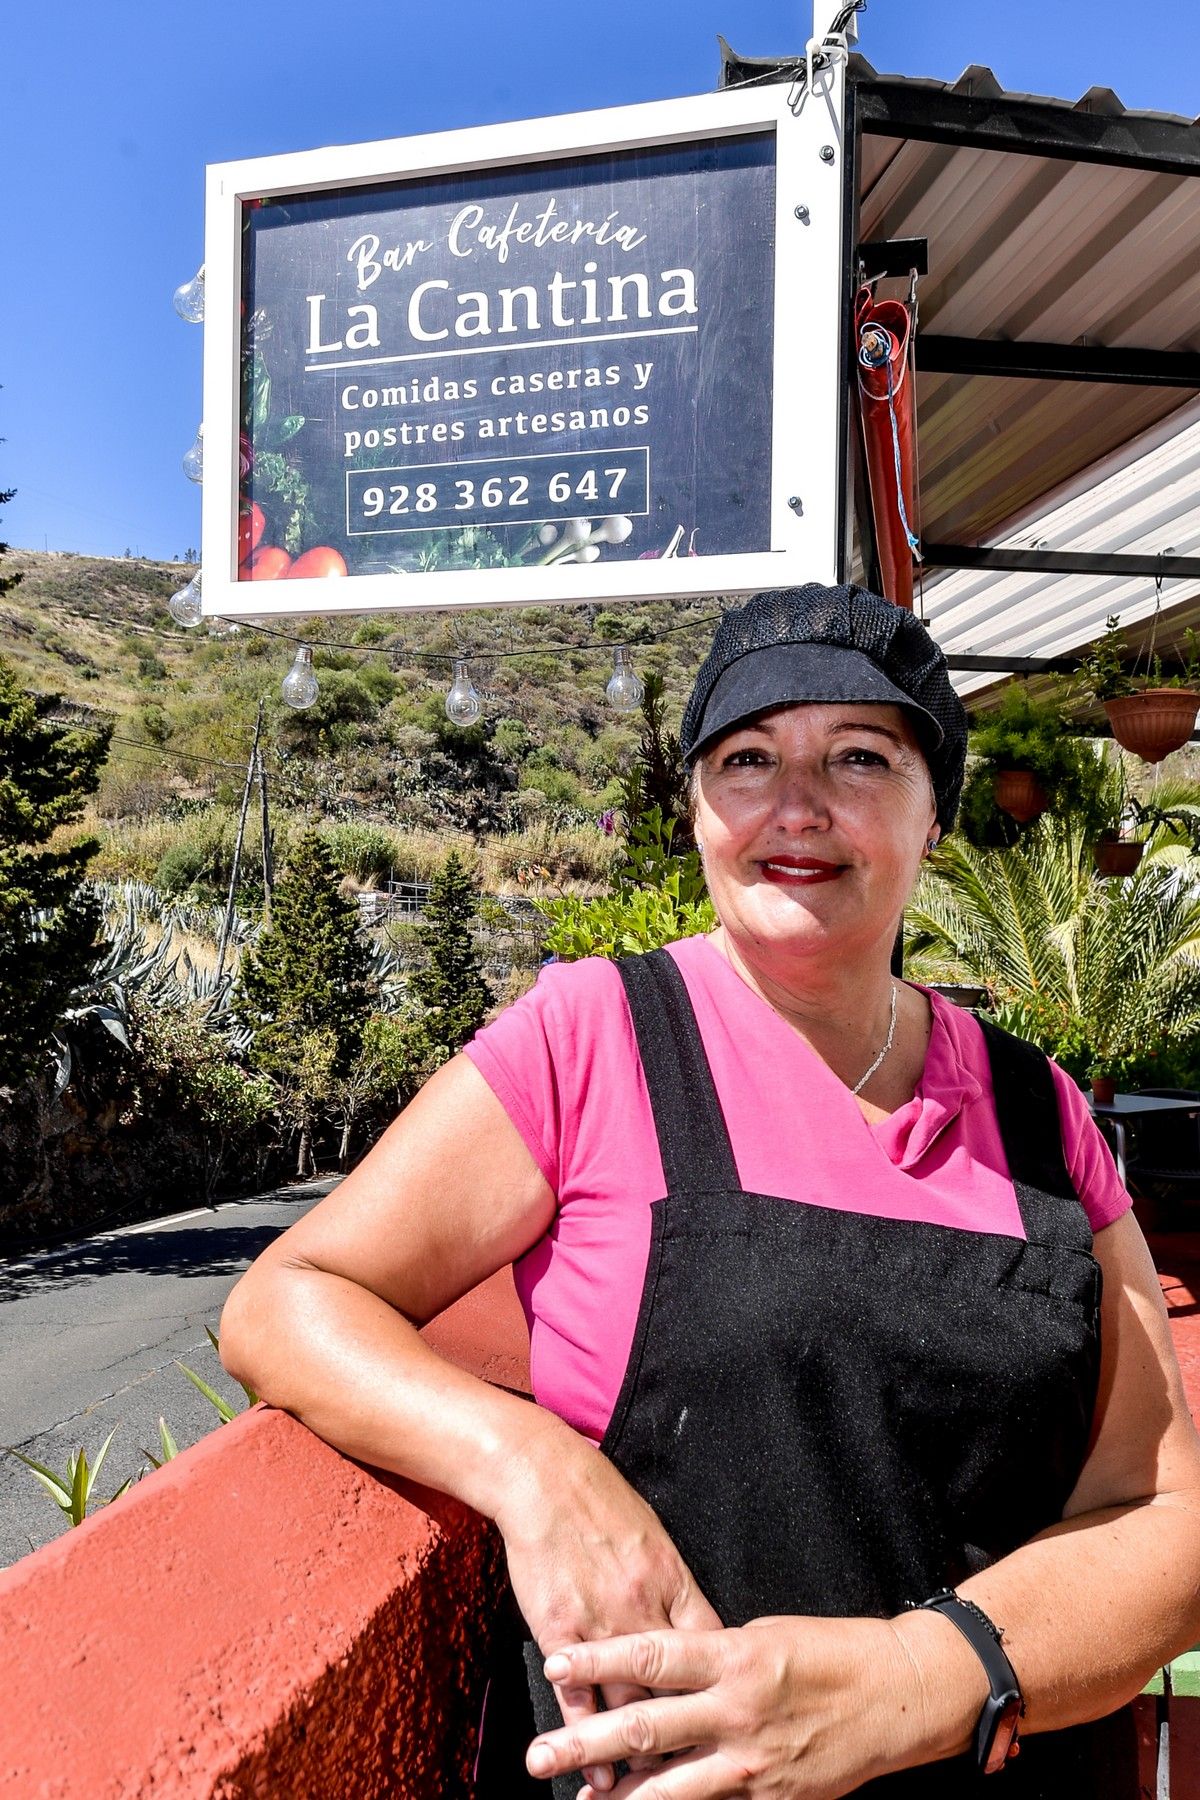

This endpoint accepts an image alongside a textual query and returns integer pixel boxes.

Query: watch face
[983,1697,1023,1776]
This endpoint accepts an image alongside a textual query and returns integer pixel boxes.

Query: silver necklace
[851,981,898,1095]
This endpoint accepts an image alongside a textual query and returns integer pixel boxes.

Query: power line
[214,605,724,665]
[44,723,258,775]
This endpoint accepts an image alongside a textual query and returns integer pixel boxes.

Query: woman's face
[692,702,938,966]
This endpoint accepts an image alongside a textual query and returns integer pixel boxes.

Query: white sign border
[202,78,845,619]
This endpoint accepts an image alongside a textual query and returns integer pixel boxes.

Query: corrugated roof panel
[918,399,1200,695]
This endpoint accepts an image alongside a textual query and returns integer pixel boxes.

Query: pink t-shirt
[463,935,1129,1444]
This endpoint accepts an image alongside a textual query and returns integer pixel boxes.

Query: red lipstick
[758,854,844,885]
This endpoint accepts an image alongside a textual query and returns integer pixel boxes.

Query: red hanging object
[855,286,920,610]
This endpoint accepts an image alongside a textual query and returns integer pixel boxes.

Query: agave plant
[6,1428,135,1527]
[48,893,185,1095]
[907,779,1200,1071]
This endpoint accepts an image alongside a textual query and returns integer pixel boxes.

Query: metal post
[214,700,263,991]
[257,744,274,924]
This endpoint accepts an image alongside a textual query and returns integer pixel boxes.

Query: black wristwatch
[917,1589,1024,1775]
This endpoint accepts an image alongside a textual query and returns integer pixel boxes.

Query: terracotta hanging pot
[992,769,1049,823]
[1103,689,1200,764]
[1092,837,1145,878]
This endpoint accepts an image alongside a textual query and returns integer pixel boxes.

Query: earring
[926,836,939,853]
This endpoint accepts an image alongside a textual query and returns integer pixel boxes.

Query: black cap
[681,583,968,833]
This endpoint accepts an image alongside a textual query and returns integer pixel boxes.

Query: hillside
[1,548,719,897]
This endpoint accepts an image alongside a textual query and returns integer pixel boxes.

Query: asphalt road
[0,1179,336,1569]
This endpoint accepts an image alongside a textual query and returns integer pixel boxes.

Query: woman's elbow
[219,1261,285,1387]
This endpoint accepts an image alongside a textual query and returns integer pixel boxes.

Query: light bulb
[182,423,203,484]
[281,644,319,709]
[173,265,205,323]
[445,658,481,726]
[168,574,203,628]
[606,646,644,714]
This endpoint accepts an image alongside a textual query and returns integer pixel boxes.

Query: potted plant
[1077,617,1200,765]
[958,684,1107,850]
[1090,788,1200,875]
[1092,832,1145,878]
[1087,1061,1118,1107]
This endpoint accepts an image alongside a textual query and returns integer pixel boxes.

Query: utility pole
[214,699,263,991]
[257,743,274,923]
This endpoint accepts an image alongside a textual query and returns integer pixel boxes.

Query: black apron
[482,950,1135,1797]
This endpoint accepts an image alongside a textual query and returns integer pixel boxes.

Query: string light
[606,646,645,713]
[280,644,319,709]
[168,573,203,628]
[173,266,205,324]
[182,424,204,484]
[159,580,726,719]
[445,658,482,726]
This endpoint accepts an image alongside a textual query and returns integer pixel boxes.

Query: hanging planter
[1102,689,1199,764]
[1091,834,1145,877]
[992,769,1049,823]
[1078,615,1200,766]
[958,684,1105,851]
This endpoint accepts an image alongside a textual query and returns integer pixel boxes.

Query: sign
[202,81,846,618]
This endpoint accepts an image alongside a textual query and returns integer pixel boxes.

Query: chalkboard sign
[202,81,846,617]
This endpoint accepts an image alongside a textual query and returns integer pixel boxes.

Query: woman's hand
[523,1611,986,1799]
[495,1425,723,1791]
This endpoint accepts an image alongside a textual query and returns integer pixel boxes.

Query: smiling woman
[219,584,1200,1800]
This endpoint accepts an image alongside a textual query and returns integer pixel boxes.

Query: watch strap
[917,1590,1023,1773]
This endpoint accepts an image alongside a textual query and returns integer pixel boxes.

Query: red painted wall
[0,1269,530,1798]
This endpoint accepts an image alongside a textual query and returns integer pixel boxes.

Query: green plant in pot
[958,684,1107,851]
[1076,616,1200,765]
[1086,1059,1119,1107]
[1085,759,1146,878]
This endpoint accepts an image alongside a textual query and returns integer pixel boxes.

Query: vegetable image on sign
[238,502,266,561]
[244,545,292,579]
[288,547,348,579]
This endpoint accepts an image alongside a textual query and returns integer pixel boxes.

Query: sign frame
[202,77,846,618]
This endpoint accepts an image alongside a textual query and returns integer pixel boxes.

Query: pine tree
[0,486,22,604]
[618,670,693,851]
[236,830,373,1173]
[409,850,492,1062]
[0,656,111,1088]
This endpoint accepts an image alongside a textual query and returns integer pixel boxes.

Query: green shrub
[155,842,209,895]
[319,820,398,885]
[538,808,713,958]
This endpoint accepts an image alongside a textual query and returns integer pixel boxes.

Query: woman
[220,583,1200,1798]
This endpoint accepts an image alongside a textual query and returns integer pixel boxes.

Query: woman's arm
[521,1209,1200,1796]
[928,1206,1200,1729]
[220,1052,563,1514]
[220,1053,720,1786]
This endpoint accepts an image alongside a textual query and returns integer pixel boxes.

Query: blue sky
[2,0,1196,562]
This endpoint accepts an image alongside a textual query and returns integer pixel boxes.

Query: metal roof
[853,59,1200,692]
[722,44,1200,690]
[856,60,1200,553]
